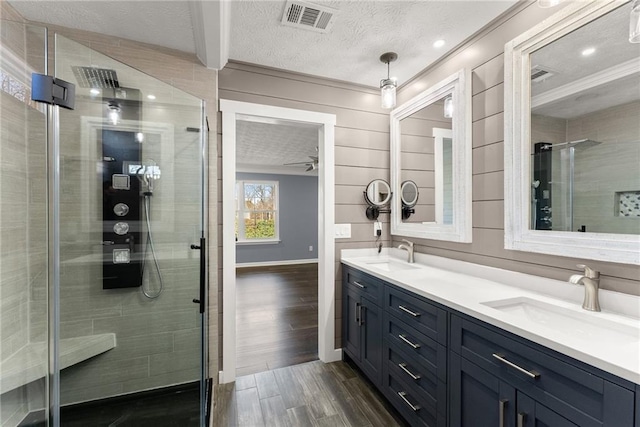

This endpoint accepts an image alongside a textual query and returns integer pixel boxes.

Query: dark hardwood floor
[236,263,319,377]
[213,360,408,427]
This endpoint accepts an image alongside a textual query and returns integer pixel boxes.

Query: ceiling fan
[283,148,319,172]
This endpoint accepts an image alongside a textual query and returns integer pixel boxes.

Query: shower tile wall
[0,18,47,426]
[568,101,640,234]
[54,39,203,403]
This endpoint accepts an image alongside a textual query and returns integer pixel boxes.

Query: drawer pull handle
[499,399,508,427]
[517,412,526,427]
[492,353,540,379]
[398,334,421,349]
[397,391,420,412]
[398,305,420,317]
[353,280,365,289]
[398,363,421,380]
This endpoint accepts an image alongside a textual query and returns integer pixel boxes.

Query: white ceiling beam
[189,0,230,70]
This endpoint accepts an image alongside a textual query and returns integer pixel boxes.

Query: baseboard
[236,258,319,268]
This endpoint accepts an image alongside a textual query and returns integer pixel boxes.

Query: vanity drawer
[343,266,383,306]
[385,285,447,345]
[450,314,635,427]
[384,312,447,383]
[383,367,446,427]
[384,339,447,413]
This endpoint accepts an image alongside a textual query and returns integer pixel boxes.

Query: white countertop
[341,248,640,385]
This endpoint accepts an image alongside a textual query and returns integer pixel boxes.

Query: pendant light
[379,52,398,109]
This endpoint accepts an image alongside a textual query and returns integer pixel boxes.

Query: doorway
[220,100,338,383]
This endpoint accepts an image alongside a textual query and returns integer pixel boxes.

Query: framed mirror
[390,69,472,242]
[505,0,640,264]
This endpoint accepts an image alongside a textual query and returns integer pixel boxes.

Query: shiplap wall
[217,61,391,353]
[393,2,640,295]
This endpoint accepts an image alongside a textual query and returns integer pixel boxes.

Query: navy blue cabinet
[450,313,635,427]
[342,264,638,427]
[342,268,383,385]
[450,352,516,427]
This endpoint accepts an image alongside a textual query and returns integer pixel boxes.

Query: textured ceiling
[10,0,518,88]
[230,0,517,87]
[9,1,196,54]
[236,120,319,171]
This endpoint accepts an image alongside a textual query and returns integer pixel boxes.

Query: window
[235,180,279,242]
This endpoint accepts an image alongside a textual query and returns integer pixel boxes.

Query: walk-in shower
[532,138,602,231]
[0,21,208,427]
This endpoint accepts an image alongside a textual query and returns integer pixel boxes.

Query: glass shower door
[53,35,206,426]
[0,20,49,427]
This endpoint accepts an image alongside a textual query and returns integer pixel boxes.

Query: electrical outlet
[374,221,382,237]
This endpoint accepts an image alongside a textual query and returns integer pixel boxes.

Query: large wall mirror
[505,0,640,264]
[390,69,472,242]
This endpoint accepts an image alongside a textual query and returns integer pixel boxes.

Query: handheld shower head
[136,159,161,195]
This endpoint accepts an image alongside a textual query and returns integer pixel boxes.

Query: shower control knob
[113,222,130,235]
[113,203,129,217]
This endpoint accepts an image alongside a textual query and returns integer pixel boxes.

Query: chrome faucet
[569,264,601,312]
[398,239,415,263]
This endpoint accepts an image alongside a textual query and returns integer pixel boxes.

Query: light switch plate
[335,223,351,239]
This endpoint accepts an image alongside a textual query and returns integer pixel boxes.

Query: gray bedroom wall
[236,172,318,264]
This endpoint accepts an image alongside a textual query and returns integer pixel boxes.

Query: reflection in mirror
[390,69,471,242]
[399,96,452,224]
[364,179,391,221]
[364,179,392,206]
[400,180,418,220]
[505,0,640,264]
[529,3,640,235]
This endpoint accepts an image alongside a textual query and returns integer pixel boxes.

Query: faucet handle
[576,264,600,279]
[401,239,414,248]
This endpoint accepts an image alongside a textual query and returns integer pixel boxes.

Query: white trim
[390,69,472,243]
[220,99,337,384]
[189,0,230,69]
[433,128,453,225]
[504,0,640,265]
[236,258,319,268]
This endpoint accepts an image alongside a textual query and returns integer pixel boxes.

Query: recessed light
[581,47,596,56]
[433,39,446,48]
[147,94,156,100]
[90,88,100,95]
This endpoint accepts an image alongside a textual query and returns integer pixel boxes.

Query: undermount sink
[365,259,419,272]
[482,297,640,346]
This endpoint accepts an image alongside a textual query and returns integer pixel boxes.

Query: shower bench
[0,333,116,394]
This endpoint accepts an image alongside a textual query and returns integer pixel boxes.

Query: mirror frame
[504,0,640,265]
[390,69,472,242]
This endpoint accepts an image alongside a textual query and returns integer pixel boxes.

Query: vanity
[341,249,640,427]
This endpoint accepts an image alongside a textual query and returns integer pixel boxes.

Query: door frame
[219,99,339,383]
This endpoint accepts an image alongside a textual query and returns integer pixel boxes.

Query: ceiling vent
[281,1,337,33]
[530,65,556,83]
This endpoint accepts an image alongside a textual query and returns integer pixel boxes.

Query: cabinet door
[450,352,516,427]
[360,295,383,384]
[343,286,361,361]
[516,392,578,427]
